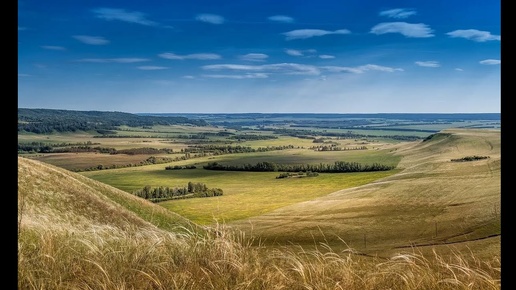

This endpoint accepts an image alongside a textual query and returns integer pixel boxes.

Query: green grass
[82,148,400,225]
[83,166,400,225]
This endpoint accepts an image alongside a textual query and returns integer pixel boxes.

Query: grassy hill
[17,128,501,289]
[228,129,501,257]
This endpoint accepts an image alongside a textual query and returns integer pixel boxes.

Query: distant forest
[18,108,207,134]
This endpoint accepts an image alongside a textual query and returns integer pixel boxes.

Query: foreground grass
[18,223,501,290]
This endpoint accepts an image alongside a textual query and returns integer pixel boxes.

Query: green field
[82,149,401,224]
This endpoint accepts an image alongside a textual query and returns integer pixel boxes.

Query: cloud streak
[415,61,440,67]
[203,73,269,79]
[195,14,225,24]
[370,22,434,38]
[238,53,269,62]
[203,63,402,76]
[93,8,157,26]
[268,15,294,23]
[283,29,350,40]
[137,66,169,70]
[446,29,500,42]
[77,58,149,63]
[479,59,500,65]
[203,63,320,75]
[73,35,110,45]
[159,52,222,60]
[379,8,416,19]
[321,64,403,73]
[41,45,66,51]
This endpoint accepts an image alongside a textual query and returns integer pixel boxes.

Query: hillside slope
[18,156,202,235]
[229,129,501,256]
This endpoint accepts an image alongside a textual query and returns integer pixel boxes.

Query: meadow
[18,111,501,289]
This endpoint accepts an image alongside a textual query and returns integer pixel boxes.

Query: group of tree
[269,128,422,141]
[451,155,490,162]
[72,156,177,172]
[19,143,175,155]
[203,161,394,173]
[227,134,278,141]
[18,141,100,154]
[182,144,295,155]
[18,108,207,134]
[131,182,223,202]
[276,171,319,179]
[165,165,197,170]
[311,145,368,151]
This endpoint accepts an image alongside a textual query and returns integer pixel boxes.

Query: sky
[18,0,501,113]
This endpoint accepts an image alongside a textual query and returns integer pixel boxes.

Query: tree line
[203,161,394,173]
[18,108,207,134]
[451,155,490,162]
[182,144,296,155]
[269,128,422,141]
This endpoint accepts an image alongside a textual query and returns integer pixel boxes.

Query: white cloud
[268,15,294,23]
[415,61,440,67]
[203,63,320,75]
[319,55,335,59]
[358,64,404,72]
[203,73,269,79]
[92,8,157,26]
[285,49,303,56]
[73,35,110,45]
[283,29,350,40]
[479,59,501,65]
[285,49,318,57]
[321,64,403,74]
[41,45,66,51]
[446,29,500,42]
[203,62,402,76]
[455,68,464,71]
[320,66,362,74]
[137,66,169,70]
[18,26,27,31]
[370,22,434,38]
[379,8,416,19]
[77,58,149,63]
[183,75,195,79]
[195,14,225,24]
[159,52,222,60]
[238,53,269,62]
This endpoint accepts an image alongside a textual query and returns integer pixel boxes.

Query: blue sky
[18,0,501,113]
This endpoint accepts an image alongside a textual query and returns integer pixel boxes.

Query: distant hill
[18,108,208,134]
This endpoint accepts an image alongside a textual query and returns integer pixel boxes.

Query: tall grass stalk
[18,222,501,290]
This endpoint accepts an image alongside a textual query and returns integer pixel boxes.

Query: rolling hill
[228,128,501,257]
[17,128,501,289]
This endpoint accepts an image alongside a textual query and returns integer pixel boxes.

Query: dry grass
[18,222,501,290]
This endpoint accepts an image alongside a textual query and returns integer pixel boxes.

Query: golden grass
[18,221,501,290]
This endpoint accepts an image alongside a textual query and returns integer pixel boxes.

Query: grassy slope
[228,129,501,257]
[18,156,202,234]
